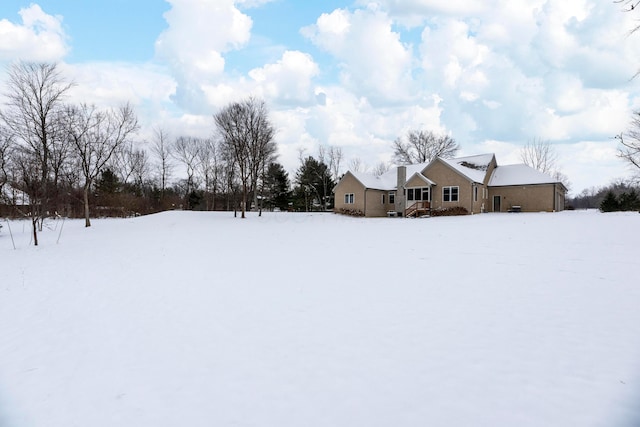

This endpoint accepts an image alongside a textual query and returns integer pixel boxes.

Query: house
[333,153,567,217]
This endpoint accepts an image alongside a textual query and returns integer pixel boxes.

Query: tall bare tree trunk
[83,182,91,227]
[31,216,38,246]
[241,181,247,218]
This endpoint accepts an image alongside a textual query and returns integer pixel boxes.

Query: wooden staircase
[405,201,431,218]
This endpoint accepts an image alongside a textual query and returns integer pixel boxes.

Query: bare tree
[616,112,640,172]
[64,103,139,227]
[246,103,277,215]
[318,145,344,182]
[113,141,148,188]
[552,170,572,194]
[214,97,276,218]
[613,3,640,173]
[0,126,11,201]
[393,130,459,165]
[196,138,222,210]
[150,127,174,199]
[615,0,640,33]
[520,138,558,174]
[372,161,391,177]
[219,145,240,213]
[0,62,73,245]
[520,137,571,191]
[172,136,202,205]
[348,157,367,173]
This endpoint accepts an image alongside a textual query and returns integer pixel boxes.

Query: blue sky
[1,0,640,193]
[0,1,170,62]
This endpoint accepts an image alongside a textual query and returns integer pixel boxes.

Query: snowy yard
[1,210,639,427]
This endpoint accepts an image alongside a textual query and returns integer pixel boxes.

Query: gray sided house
[334,153,566,217]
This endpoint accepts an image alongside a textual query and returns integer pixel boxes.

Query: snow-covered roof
[405,162,430,177]
[349,162,431,191]
[439,154,494,183]
[489,164,559,186]
[349,170,397,191]
[406,171,436,186]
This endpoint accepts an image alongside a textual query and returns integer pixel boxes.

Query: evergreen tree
[97,168,121,194]
[619,188,640,211]
[295,156,335,211]
[599,191,620,212]
[263,162,291,211]
[187,190,204,210]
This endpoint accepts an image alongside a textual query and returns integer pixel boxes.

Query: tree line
[568,178,640,211]
[0,62,344,244]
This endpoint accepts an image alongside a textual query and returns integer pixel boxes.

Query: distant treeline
[567,179,640,212]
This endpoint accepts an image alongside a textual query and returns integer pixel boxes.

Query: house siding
[333,172,367,214]
[488,184,562,212]
[364,189,394,217]
[405,175,429,188]
[333,172,395,217]
[422,160,476,213]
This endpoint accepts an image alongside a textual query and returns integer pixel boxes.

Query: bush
[619,189,640,211]
[335,208,364,217]
[431,206,469,217]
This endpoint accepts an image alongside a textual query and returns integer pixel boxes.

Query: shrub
[335,208,364,217]
[619,189,640,211]
[431,206,469,216]
[600,191,620,212]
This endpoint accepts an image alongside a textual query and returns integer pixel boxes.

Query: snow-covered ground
[1,210,639,427]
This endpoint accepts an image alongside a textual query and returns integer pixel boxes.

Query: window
[344,193,354,204]
[407,187,430,202]
[474,186,478,202]
[381,194,386,204]
[443,186,459,202]
[389,192,395,204]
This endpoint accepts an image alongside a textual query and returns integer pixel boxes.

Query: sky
[1,0,640,194]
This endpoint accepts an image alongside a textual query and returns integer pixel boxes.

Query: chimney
[396,166,406,214]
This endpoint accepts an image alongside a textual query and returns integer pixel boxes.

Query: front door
[493,195,501,212]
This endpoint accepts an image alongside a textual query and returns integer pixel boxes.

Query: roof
[489,164,559,186]
[349,170,396,191]
[349,162,431,191]
[438,153,494,183]
[406,171,436,186]
[405,162,430,177]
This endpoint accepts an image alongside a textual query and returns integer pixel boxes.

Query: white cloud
[474,138,628,194]
[358,0,491,23]
[302,6,415,103]
[248,50,319,104]
[65,63,176,108]
[555,140,629,193]
[235,0,277,8]
[269,87,446,177]
[155,0,253,112]
[61,62,183,148]
[0,4,68,62]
